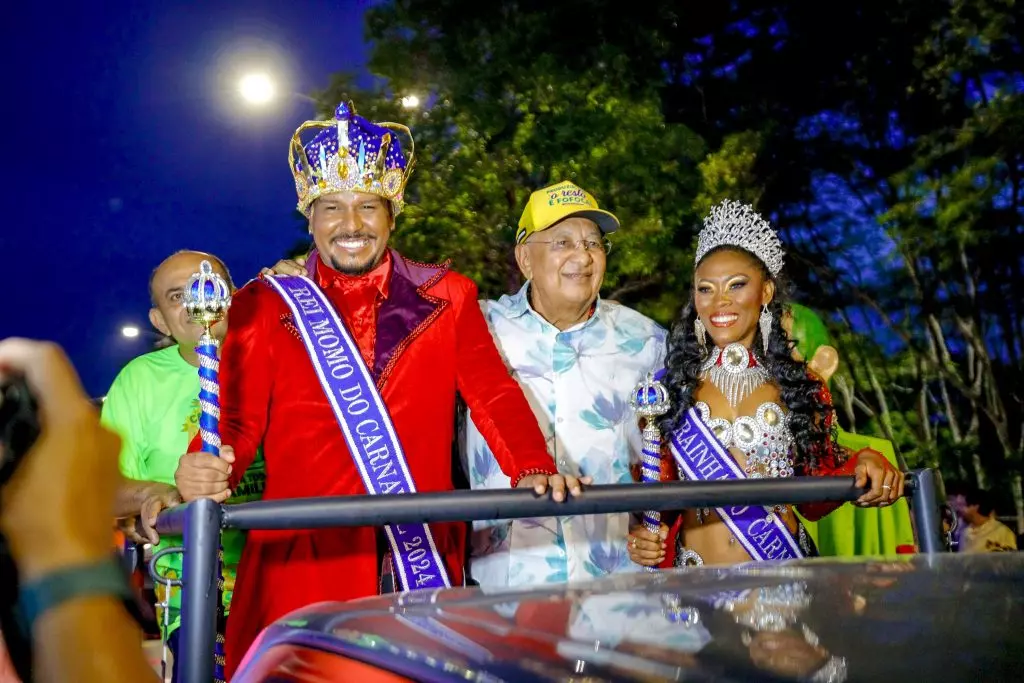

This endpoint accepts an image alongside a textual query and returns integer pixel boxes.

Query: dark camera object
[0,378,40,679]
[0,379,41,487]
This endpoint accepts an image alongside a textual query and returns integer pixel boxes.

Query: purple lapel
[305,248,450,386]
[375,249,450,384]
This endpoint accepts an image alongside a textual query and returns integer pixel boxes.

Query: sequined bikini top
[695,400,795,478]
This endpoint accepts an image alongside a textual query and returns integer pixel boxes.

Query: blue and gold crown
[289,101,414,217]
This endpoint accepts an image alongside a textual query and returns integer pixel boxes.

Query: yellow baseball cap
[516,180,620,243]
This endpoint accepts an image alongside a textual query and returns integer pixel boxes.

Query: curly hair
[658,246,837,473]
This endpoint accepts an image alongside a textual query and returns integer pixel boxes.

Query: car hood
[244,553,1024,682]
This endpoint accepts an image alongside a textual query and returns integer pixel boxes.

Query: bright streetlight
[400,94,421,109]
[235,73,316,108]
[238,73,276,105]
[121,325,141,339]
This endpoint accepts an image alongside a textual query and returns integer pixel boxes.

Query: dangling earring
[759,304,773,356]
[694,317,708,352]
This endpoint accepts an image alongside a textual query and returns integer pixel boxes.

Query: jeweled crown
[695,199,785,277]
[289,101,414,217]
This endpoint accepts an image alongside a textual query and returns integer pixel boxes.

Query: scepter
[629,373,671,573]
[631,375,701,626]
[183,260,231,682]
[184,260,231,456]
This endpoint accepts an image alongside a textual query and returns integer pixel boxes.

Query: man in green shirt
[103,250,265,682]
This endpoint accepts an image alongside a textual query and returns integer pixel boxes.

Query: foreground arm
[34,597,157,683]
[0,338,158,682]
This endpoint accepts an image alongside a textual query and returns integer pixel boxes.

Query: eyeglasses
[525,238,612,254]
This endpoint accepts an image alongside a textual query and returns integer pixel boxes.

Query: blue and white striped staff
[183,260,231,683]
[185,261,230,457]
[629,373,671,573]
[631,375,701,627]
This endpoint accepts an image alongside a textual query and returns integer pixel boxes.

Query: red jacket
[217,250,555,676]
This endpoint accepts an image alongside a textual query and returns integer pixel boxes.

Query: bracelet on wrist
[512,466,558,488]
[17,556,133,632]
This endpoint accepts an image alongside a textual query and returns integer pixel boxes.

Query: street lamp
[238,73,276,105]
[235,73,316,108]
[400,94,421,109]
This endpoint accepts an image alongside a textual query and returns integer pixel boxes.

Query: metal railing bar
[165,469,941,683]
[217,476,870,531]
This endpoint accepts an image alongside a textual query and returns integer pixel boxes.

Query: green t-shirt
[101,345,266,638]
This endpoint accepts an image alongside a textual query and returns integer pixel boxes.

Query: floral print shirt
[463,283,666,587]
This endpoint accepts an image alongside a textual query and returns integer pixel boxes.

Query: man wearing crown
[172,102,579,675]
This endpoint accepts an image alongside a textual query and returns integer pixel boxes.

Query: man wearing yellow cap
[464,180,667,587]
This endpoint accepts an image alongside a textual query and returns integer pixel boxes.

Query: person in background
[960,488,1017,552]
[943,481,972,552]
[103,250,266,682]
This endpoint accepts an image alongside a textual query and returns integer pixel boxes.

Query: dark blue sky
[3,1,371,396]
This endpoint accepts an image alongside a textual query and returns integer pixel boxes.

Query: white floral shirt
[463,282,667,587]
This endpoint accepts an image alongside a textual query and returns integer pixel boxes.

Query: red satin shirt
[319,249,391,368]
[217,249,556,676]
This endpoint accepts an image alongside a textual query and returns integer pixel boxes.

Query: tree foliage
[313,47,706,321]
[310,0,1024,524]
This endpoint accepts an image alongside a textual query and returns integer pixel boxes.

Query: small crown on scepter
[184,261,232,330]
[630,375,671,416]
[630,373,671,422]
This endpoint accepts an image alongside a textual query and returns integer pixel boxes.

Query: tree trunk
[833,376,858,434]
[865,364,907,469]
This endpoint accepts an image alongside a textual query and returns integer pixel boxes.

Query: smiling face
[515,216,607,314]
[310,191,394,275]
[693,247,775,349]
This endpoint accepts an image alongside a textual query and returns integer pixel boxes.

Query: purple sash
[668,407,803,562]
[266,275,451,591]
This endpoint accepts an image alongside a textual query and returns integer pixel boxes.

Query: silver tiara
[695,199,785,277]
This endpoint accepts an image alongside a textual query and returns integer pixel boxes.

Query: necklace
[701,343,771,408]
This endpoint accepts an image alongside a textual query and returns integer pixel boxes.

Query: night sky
[3,1,371,397]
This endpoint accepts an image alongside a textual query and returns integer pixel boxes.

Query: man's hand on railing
[516,473,592,502]
[174,445,234,503]
[115,482,183,545]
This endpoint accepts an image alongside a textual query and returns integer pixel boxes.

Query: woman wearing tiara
[628,199,904,569]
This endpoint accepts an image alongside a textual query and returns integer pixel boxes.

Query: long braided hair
[658,246,837,473]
